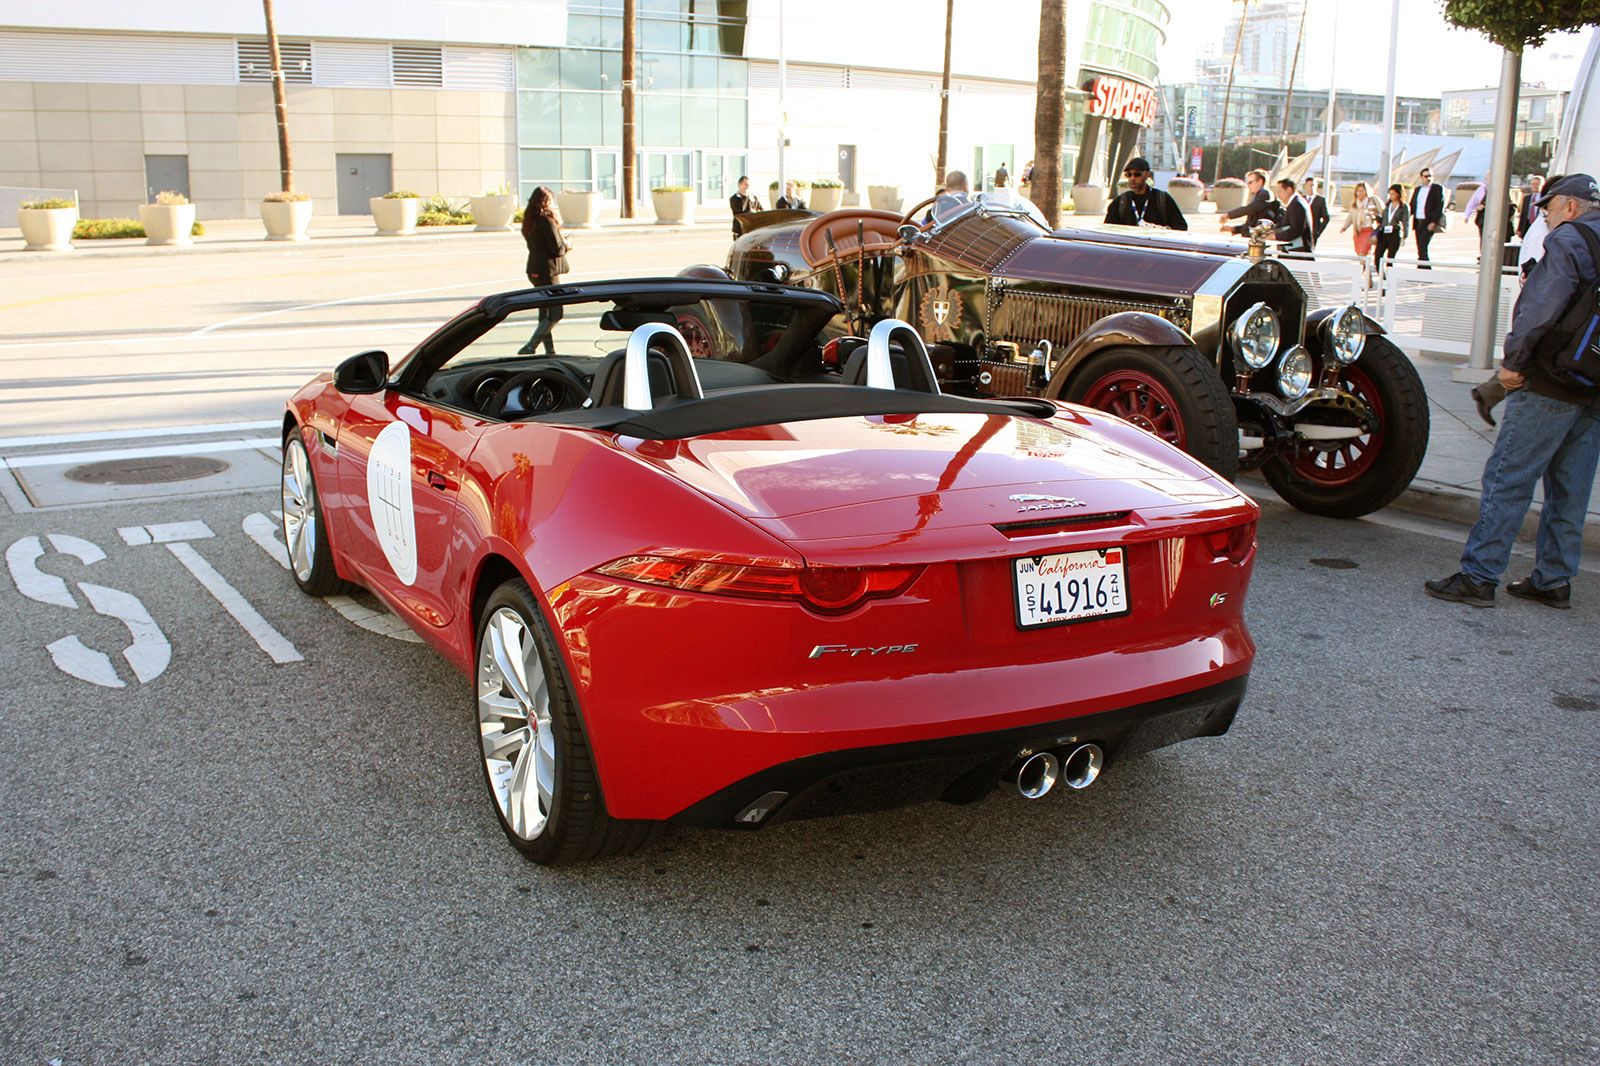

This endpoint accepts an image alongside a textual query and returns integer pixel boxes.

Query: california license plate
[1013,548,1129,629]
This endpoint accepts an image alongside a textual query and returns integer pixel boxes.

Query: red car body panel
[287,379,1256,821]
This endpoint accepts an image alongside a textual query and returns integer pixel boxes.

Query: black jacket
[1224,188,1278,235]
[1411,182,1444,232]
[1517,191,1542,238]
[521,213,564,280]
[775,195,806,210]
[1274,196,1313,252]
[729,192,763,234]
[1308,194,1330,239]
[1104,188,1188,230]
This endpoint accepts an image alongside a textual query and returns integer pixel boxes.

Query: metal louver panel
[237,39,312,83]
[847,70,938,93]
[443,46,514,91]
[392,45,444,87]
[312,40,390,88]
[748,62,845,91]
[0,31,235,85]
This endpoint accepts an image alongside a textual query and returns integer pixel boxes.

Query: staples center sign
[1084,75,1158,127]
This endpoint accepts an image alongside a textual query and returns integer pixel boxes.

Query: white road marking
[1,438,278,470]
[79,582,171,683]
[117,521,215,545]
[185,276,526,338]
[165,542,302,664]
[45,534,105,565]
[242,511,421,643]
[6,536,74,607]
[46,636,123,689]
[0,321,442,352]
[0,420,278,450]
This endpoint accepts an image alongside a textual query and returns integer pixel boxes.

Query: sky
[1158,0,1592,97]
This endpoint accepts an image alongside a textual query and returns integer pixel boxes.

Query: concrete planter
[1452,183,1482,212]
[1071,185,1106,215]
[867,185,903,212]
[1167,183,1204,214]
[370,196,419,236]
[558,190,602,229]
[651,189,694,225]
[470,193,518,231]
[18,206,78,251]
[139,203,196,246]
[1210,185,1247,212]
[261,199,313,241]
[809,186,844,212]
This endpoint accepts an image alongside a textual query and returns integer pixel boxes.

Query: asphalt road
[1,484,1596,1065]
[1,227,1596,1064]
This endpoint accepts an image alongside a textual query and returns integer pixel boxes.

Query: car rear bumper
[669,675,1247,829]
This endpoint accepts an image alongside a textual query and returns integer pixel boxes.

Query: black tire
[1063,345,1239,480]
[280,432,352,597]
[474,578,662,864]
[1261,335,1428,518]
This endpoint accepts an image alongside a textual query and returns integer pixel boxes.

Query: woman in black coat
[518,186,567,355]
[1373,183,1410,273]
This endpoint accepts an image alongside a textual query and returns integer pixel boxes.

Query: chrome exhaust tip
[1008,751,1060,800]
[1061,743,1104,790]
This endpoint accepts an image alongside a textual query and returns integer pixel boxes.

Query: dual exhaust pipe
[1005,743,1104,800]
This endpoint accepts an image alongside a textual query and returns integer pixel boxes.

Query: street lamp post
[1465,48,1524,377]
[1377,0,1400,187]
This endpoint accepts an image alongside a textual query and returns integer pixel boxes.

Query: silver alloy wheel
[477,607,557,840]
[280,439,316,583]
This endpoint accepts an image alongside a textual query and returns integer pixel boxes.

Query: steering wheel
[486,367,590,420]
[898,195,943,233]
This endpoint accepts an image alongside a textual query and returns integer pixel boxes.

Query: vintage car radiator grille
[986,286,1192,352]
[976,360,1034,397]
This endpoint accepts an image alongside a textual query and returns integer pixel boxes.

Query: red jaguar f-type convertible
[281,278,1256,863]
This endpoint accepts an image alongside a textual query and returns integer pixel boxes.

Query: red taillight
[1201,522,1255,564]
[595,555,921,614]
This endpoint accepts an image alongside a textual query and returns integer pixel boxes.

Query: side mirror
[333,350,388,394]
[897,224,920,242]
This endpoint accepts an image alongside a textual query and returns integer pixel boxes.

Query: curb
[1385,479,1600,552]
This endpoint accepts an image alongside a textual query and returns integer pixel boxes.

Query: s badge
[1209,593,1228,608]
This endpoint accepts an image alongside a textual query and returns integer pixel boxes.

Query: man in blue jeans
[1427,174,1600,608]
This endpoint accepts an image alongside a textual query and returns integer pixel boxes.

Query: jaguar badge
[1009,493,1087,513]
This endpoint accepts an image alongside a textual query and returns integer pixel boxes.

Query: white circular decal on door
[366,421,418,586]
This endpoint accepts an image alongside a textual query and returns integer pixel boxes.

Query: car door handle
[426,470,452,491]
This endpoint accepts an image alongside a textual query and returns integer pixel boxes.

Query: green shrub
[263,190,310,202]
[382,190,421,199]
[417,209,475,227]
[73,217,205,239]
[22,198,75,210]
[768,180,811,189]
[810,178,843,188]
[651,185,694,193]
[480,183,514,197]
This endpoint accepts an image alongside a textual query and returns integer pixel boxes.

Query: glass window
[518,91,562,144]
[561,92,603,144]
[596,153,618,199]
[642,53,681,90]
[641,0,685,14]
[601,50,621,89]
[642,96,682,146]
[689,23,720,52]
[561,149,593,185]
[561,48,605,91]
[517,49,560,91]
[682,95,719,147]
[686,55,720,93]
[719,58,746,93]
[567,15,606,47]
[718,98,746,148]
[521,148,562,183]
[642,18,686,51]
[603,93,621,143]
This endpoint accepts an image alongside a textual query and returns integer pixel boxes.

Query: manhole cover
[66,455,230,485]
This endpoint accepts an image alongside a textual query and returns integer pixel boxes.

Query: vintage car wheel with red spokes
[1065,345,1239,480]
[474,577,661,865]
[1261,335,1428,518]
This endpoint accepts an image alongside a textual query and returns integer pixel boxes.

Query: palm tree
[936,0,954,187]
[1033,0,1066,227]
[1213,0,1251,183]
[621,0,637,219]
[262,0,293,193]
[1278,0,1309,148]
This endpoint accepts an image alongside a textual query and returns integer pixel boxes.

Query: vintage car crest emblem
[919,284,957,342]
[1009,493,1087,513]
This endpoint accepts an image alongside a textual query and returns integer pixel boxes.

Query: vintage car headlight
[1320,304,1367,365]
[1229,302,1280,370]
[1277,345,1314,400]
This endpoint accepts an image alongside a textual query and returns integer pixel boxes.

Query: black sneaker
[1424,572,1496,607]
[1506,578,1572,609]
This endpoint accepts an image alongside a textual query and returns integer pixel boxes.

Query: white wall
[0,0,566,46]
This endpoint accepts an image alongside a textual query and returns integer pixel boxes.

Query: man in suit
[1411,167,1444,269]
[1220,170,1277,235]
[1518,174,1546,238]
[1272,178,1313,256]
[775,180,806,210]
[1301,177,1330,244]
[1105,156,1188,230]
[728,175,763,236]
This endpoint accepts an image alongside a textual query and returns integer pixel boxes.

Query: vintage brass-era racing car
[708,200,1427,518]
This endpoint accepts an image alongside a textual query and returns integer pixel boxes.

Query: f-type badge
[1009,493,1087,513]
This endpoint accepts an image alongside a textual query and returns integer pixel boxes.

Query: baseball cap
[1535,173,1599,207]
[1123,157,1151,172]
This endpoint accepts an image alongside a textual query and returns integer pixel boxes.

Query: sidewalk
[1381,351,1600,548]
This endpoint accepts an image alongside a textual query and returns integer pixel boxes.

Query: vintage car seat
[589,323,705,410]
[798,209,905,270]
[839,319,940,394]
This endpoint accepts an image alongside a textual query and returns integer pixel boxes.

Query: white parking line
[0,438,279,470]
[185,276,527,338]
[165,541,302,664]
[0,420,278,450]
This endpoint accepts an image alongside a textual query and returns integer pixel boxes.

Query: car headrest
[588,323,704,410]
[839,319,941,394]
